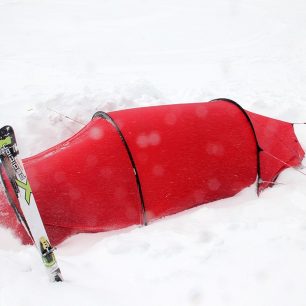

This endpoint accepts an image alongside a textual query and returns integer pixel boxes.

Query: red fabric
[0,100,304,245]
[10,119,143,245]
[247,111,304,191]
[110,102,258,221]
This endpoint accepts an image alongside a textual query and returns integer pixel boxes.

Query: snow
[1,0,306,305]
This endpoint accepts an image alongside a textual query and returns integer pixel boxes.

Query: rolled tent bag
[0,99,304,245]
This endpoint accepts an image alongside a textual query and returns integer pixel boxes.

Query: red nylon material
[247,111,304,191]
[110,102,258,221]
[0,101,304,245]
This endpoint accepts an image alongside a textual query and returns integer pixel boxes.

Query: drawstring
[47,107,86,126]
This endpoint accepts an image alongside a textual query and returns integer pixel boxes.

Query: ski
[0,125,63,282]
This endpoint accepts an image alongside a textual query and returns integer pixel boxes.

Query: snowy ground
[1,0,306,305]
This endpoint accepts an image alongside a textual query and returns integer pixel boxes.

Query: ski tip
[50,268,64,282]
[54,273,64,282]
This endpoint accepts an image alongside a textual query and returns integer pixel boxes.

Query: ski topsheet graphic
[0,125,63,282]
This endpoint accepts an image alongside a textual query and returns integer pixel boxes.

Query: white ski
[0,125,63,282]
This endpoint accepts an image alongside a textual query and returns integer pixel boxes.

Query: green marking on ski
[0,136,12,148]
[16,179,32,205]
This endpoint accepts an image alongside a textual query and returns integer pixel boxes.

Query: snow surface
[1,0,306,305]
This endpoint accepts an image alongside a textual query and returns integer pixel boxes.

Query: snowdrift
[0,99,304,245]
